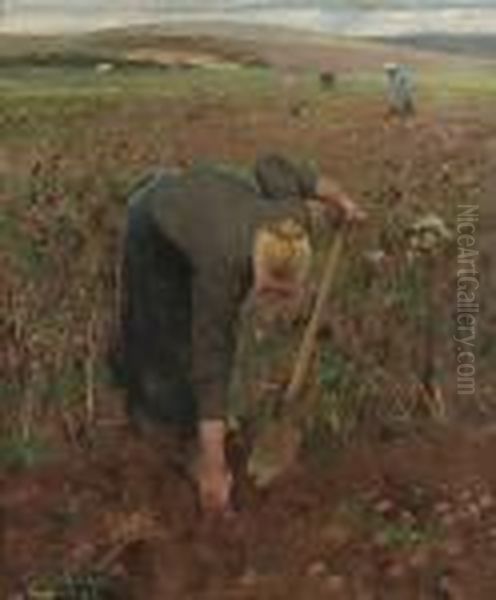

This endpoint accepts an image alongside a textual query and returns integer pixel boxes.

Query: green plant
[376,520,429,549]
[26,571,117,600]
[0,434,53,470]
[319,346,349,390]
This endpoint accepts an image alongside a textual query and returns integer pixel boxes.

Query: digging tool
[248,225,348,487]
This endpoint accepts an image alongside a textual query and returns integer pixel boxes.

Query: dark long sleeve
[191,263,239,420]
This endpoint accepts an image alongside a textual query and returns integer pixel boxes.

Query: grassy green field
[1,58,496,95]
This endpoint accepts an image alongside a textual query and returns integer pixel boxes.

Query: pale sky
[2,0,496,35]
[5,1,496,7]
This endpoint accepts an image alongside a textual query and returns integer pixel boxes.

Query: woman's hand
[196,419,233,514]
[197,455,233,514]
[340,198,367,223]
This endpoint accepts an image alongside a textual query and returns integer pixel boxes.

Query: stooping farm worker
[114,154,365,515]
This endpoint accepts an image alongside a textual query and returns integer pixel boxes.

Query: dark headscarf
[254,154,317,201]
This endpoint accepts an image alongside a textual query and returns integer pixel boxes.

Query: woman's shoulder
[187,161,259,193]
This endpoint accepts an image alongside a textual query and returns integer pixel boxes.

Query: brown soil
[3,420,496,599]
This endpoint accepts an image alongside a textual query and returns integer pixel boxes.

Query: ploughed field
[1,30,496,599]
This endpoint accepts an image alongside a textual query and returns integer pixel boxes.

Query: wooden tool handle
[284,228,346,406]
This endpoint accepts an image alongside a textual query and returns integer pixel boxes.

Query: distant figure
[384,62,415,118]
[320,70,336,91]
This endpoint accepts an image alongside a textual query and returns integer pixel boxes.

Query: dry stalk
[85,310,97,425]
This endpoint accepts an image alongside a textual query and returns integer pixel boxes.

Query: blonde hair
[253,218,312,284]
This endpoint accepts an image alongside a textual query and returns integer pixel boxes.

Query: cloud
[3,0,496,35]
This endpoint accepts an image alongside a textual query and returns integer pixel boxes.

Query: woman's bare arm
[315,176,366,222]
